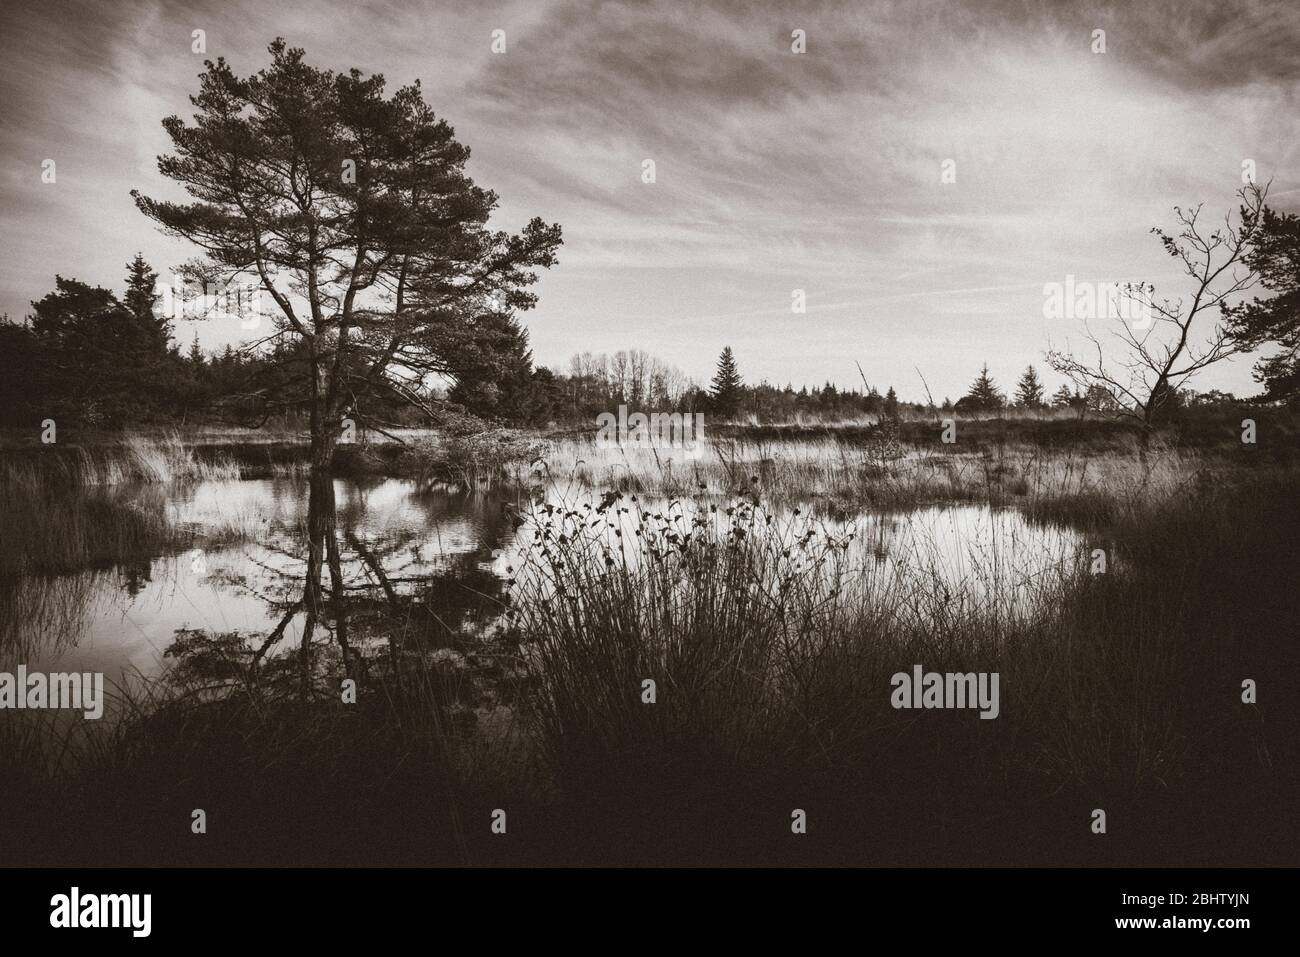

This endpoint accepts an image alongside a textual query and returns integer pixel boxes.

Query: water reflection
[2,476,1084,695]
[3,477,520,692]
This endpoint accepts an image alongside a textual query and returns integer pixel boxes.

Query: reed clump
[499,470,1299,864]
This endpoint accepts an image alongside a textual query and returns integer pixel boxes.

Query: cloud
[1,0,1297,397]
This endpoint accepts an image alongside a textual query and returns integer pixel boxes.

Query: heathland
[1,407,1295,866]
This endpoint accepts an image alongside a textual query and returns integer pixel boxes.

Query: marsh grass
[498,469,1300,864]
[0,433,249,577]
[0,572,105,658]
[0,431,240,488]
[393,430,547,490]
[539,430,1213,531]
[0,435,261,664]
[0,484,177,579]
[2,423,1296,865]
[0,626,548,866]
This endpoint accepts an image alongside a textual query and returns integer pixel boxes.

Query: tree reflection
[162,474,521,708]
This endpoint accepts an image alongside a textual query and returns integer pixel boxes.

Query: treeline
[0,258,191,428]
[668,348,1254,423]
[0,256,568,431]
[545,346,911,422]
[0,257,1263,434]
[949,361,1248,416]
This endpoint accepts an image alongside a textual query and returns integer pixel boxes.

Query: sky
[1,0,1298,401]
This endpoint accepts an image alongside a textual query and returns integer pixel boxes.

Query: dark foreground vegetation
[1,414,1296,867]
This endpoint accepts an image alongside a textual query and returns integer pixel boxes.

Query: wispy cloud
[1,0,1297,397]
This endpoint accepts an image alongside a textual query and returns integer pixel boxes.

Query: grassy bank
[4,453,1296,866]
[499,469,1298,865]
[0,434,249,579]
[0,427,545,488]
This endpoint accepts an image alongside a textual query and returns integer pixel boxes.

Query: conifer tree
[709,345,743,418]
[963,363,1005,410]
[1015,365,1045,408]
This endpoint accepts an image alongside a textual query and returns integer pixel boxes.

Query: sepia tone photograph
[0,0,1296,913]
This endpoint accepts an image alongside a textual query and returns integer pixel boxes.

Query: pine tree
[447,311,541,423]
[1224,204,1300,401]
[963,363,1005,410]
[1015,365,1045,408]
[1050,384,1074,408]
[884,385,899,418]
[123,253,169,352]
[709,346,743,418]
[133,38,562,470]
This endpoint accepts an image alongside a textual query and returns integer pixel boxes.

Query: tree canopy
[132,39,562,465]
[1226,203,1300,402]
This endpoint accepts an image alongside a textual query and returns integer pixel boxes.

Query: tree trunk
[299,470,337,696]
[1138,405,1154,465]
[311,431,337,473]
[325,520,354,681]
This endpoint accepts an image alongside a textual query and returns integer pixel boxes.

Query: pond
[1,476,1086,690]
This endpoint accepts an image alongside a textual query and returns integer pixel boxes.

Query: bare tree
[1047,183,1267,443]
[651,360,687,406]
[627,348,650,407]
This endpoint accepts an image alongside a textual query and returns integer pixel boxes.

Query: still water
[2,477,1084,684]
